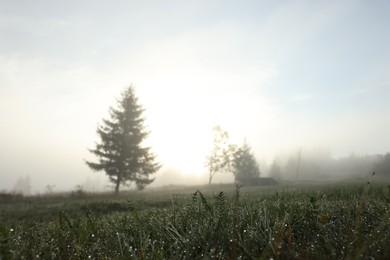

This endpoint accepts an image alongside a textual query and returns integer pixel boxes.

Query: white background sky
[1,0,389,192]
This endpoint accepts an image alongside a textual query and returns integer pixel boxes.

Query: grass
[1,181,390,259]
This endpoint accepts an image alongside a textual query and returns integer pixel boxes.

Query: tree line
[268,151,390,182]
[86,85,264,194]
[86,85,390,194]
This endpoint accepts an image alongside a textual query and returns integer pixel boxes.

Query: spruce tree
[86,86,160,193]
[232,142,261,185]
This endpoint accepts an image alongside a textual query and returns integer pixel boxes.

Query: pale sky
[1,0,389,192]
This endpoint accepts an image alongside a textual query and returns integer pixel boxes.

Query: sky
[1,0,389,193]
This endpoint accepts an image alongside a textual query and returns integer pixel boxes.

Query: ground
[1,181,390,259]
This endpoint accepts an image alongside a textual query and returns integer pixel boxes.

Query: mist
[1,0,389,193]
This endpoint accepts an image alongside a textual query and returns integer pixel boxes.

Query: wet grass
[1,182,390,259]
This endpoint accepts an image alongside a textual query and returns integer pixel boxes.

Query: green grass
[1,182,390,259]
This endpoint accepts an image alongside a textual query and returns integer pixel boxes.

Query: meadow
[1,181,390,259]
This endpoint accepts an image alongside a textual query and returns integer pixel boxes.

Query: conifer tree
[86,85,160,193]
[232,142,261,185]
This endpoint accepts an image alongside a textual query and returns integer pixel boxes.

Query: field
[1,181,390,259]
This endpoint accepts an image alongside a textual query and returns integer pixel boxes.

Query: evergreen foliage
[86,86,160,193]
[232,142,261,185]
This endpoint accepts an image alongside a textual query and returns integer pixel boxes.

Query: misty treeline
[6,83,390,195]
[269,150,390,182]
[204,125,390,185]
[82,85,390,193]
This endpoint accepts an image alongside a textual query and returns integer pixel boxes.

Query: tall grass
[1,183,390,259]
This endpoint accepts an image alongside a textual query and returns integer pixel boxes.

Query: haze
[1,1,389,193]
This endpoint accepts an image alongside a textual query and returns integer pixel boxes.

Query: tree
[205,126,235,184]
[373,153,390,177]
[86,85,161,194]
[232,142,261,185]
[269,160,282,181]
[13,175,31,195]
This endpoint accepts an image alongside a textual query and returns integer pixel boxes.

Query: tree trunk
[115,179,120,195]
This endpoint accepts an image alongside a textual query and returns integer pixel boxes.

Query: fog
[1,1,389,193]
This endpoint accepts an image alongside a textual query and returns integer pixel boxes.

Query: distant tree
[284,152,302,181]
[269,160,282,181]
[205,126,236,184]
[373,153,390,177]
[46,185,56,194]
[13,175,31,195]
[232,142,261,185]
[86,85,161,194]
